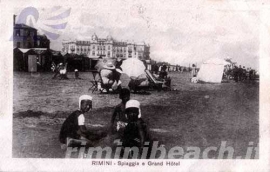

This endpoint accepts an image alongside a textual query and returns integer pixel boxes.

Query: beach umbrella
[121,58,146,78]
[95,58,115,71]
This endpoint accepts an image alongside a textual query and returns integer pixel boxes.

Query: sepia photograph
[1,0,270,171]
[11,2,260,160]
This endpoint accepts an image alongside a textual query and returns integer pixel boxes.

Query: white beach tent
[197,58,230,83]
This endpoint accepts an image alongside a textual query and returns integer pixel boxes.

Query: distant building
[13,23,37,48]
[62,34,150,60]
[13,15,50,49]
[36,34,50,48]
[13,15,52,72]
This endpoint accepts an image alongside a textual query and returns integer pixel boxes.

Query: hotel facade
[62,34,150,60]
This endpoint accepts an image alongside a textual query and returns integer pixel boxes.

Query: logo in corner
[12,6,71,40]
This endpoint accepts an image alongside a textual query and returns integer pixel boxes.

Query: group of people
[98,58,170,93]
[98,58,123,92]
[52,62,69,79]
[225,65,257,82]
[52,62,82,80]
[189,63,258,83]
[59,88,152,158]
[151,64,168,78]
[51,57,171,94]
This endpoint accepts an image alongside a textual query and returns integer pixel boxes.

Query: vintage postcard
[0,0,269,171]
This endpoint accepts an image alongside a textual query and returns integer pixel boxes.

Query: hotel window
[15,29,20,36]
[20,29,24,36]
[92,51,95,56]
[25,30,30,36]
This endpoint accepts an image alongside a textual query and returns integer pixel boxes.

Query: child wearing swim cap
[59,95,106,148]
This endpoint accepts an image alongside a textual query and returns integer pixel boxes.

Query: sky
[15,0,263,69]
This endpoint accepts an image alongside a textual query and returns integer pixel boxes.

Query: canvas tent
[197,58,230,83]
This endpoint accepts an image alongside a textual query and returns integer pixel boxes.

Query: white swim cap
[125,100,141,118]
[79,95,92,109]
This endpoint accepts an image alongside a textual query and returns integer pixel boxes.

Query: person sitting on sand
[110,88,131,136]
[100,62,122,92]
[120,100,151,158]
[114,57,123,84]
[159,65,168,79]
[128,73,149,93]
[59,95,106,148]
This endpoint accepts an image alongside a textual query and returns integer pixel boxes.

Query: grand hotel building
[62,34,150,60]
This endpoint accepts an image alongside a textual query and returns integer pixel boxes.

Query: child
[52,62,61,79]
[121,100,151,158]
[59,63,68,80]
[110,88,131,136]
[74,69,80,79]
[59,95,106,148]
